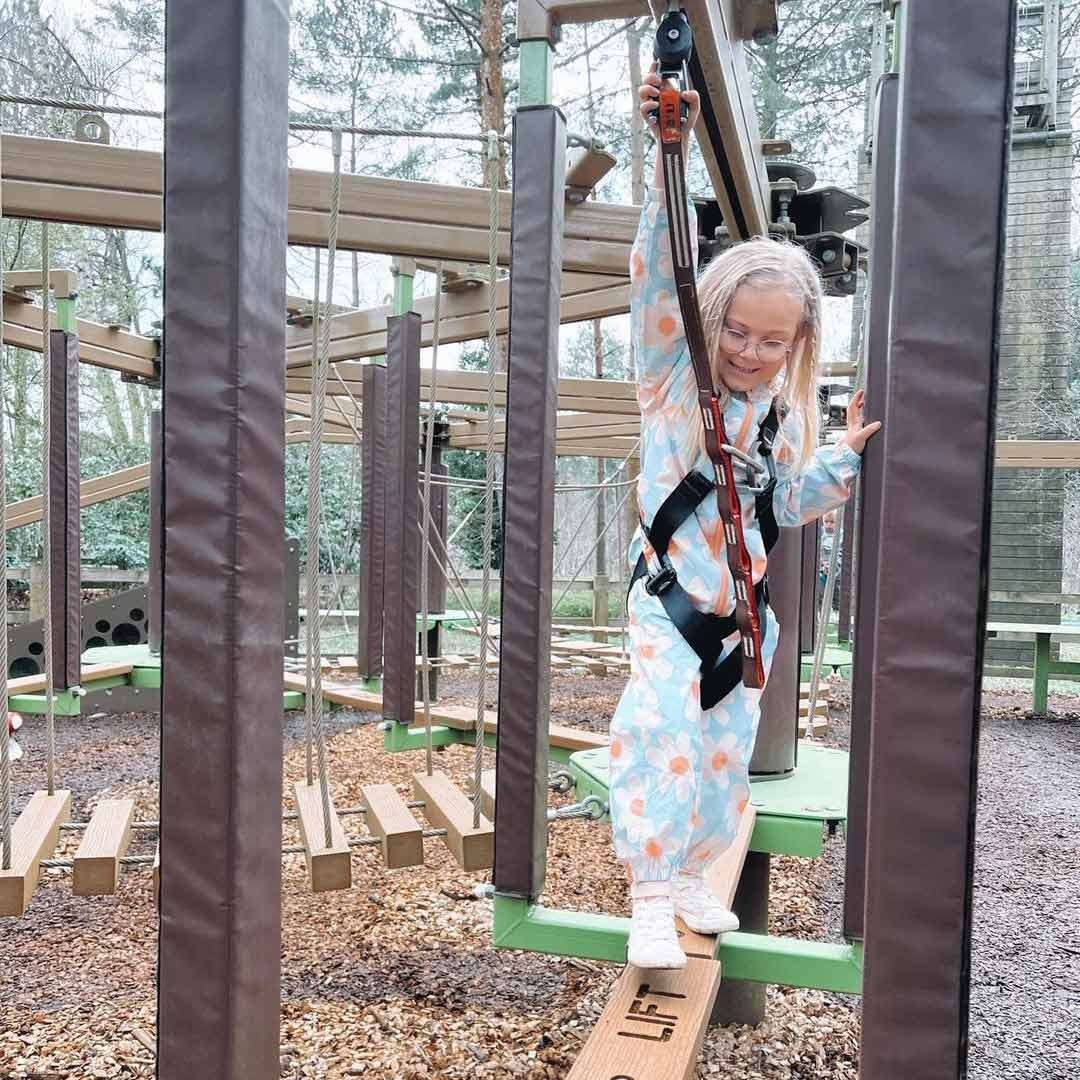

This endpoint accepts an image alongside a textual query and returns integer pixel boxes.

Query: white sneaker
[627,897,687,970]
[671,873,740,934]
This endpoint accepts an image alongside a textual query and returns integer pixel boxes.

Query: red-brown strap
[656,109,765,688]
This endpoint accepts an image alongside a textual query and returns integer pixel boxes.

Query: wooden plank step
[293,780,352,892]
[798,699,828,717]
[412,770,493,872]
[361,784,424,869]
[73,798,135,896]
[477,769,497,820]
[798,715,829,738]
[566,959,722,1079]
[0,790,72,916]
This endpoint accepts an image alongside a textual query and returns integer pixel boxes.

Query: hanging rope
[304,250,320,788]
[1,110,12,872]
[419,262,444,777]
[473,132,501,829]
[40,226,56,796]
[305,128,344,848]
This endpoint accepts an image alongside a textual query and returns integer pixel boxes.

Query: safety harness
[632,7,780,697]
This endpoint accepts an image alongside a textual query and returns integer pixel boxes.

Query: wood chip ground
[1,672,1075,1078]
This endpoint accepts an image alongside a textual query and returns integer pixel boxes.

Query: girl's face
[714,283,803,395]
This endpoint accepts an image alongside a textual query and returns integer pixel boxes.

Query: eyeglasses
[720,325,791,366]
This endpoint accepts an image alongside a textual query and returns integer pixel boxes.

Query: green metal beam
[749,815,825,858]
[383,722,462,752]
[492,896,863,995]
[518,40,554,107]
[392,266,414,314]
[54,297,77,334]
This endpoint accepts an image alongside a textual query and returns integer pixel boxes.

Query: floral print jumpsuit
[609,186,862,886]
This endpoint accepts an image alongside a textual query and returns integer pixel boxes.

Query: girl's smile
[714,283,803,395]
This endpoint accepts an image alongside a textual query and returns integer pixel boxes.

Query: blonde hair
[696,235,824,470]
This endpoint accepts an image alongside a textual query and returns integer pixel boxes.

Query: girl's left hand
[841,389,882,455]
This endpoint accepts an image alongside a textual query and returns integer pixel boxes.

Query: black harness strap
[628,401,781,709]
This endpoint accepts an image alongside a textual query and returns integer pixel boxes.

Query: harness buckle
[645,562,678,596]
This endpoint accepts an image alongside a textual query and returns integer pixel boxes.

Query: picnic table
[985,621,1080,713]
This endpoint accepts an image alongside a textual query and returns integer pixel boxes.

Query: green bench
[985,621,1080,713]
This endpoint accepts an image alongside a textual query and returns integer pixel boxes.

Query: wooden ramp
[567,808,755,1079]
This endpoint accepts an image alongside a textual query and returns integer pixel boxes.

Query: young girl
[613,68,879,970]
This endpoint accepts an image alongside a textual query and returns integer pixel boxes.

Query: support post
[283,538,300,660]
[799,522,818,656]
[382,313,421,725]
[493,105,566,900]
[751,526,801,778]
[157,1,288,1075]
[860,2,1012,1075]
[844,71,898,943]
[836,493,856,642]
[709,850,769,1026]
[48,328,80,689]
[148,409,162,656]
[357,363,387,680]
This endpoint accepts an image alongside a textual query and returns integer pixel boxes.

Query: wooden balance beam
[567,807,756,1080]
[281,671,608,753]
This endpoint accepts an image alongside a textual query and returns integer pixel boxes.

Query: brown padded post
[382,313,421,724]
[157,1,288,1076]
[47,329,80,688]
[358,362,387,678]
[860,3,1012,1074]
[494,105,566,900]
[844,71,898,944]
[148,409,162,655]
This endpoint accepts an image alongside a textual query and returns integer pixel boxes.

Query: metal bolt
[667,27,680,39]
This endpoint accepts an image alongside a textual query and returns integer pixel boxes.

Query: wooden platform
[567,808,756,1079]
[293,780,352,892]
[7,661,135,695]
[412,770,493,871]
[0,790,72,916]
[361,783,424,869]
[73,798,135,896]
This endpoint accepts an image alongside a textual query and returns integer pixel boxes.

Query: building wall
[987,57,1073,671]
